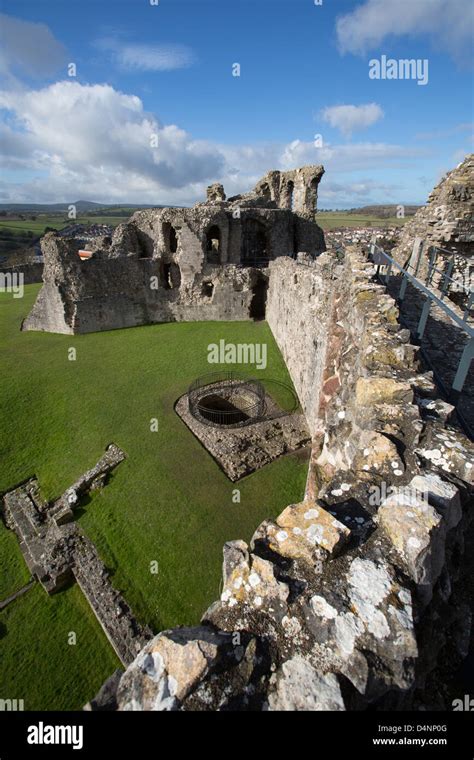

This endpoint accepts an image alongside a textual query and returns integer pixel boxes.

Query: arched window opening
[309,178,319,214]
[169,226,178,253]
[250,273,268,319]
[138,239,152,258]
[259,182,271,200]
[201,281,214,298]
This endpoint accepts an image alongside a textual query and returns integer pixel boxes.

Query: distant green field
[0,216,129,237]
[316,212,411,230]
[0,284,309,709]
[0,210,412,240]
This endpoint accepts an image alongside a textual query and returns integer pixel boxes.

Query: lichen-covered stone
[269,499,350,559]
[268,656,345,711]
[377,493,446,604]
[117,627,229,711]
[410,472,462,529]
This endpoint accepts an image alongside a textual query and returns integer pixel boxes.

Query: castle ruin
[22,166,325,334]
[4,160,474,712]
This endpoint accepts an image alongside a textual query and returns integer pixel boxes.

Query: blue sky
[0,0,473,207]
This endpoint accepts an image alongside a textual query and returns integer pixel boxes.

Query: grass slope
[0,285,309,708]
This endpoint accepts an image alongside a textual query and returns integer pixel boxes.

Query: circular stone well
[188,371,266,427]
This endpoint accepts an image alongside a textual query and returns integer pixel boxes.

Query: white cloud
[336,0,474,64]
[97,37,196,71]
[0,81,223,201]
[279,139,425,173]
[0,80,429,206]
[320,103,384,137]
[0,13,67,80]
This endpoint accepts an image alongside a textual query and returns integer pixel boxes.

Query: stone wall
[1,445,152,666]
[73,533,152,666]
[105,246,473,712]
[254,165,325,217]
[22,234,259,334]
[266,255,338,437]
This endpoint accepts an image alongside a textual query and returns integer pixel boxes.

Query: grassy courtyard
[0,284,309,709]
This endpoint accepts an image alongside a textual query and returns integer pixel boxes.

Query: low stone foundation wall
[73,534,152,666]
[1,445,152,667]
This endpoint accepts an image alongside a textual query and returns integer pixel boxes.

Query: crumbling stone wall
[392,153,473,294]
[254,165,325,217]
[22,233,259,334]
[107,247,473,712]
[73,533,152,666]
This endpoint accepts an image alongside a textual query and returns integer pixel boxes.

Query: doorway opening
[206,225,221,264]
[241,219,270,267]
[250,273,268,320]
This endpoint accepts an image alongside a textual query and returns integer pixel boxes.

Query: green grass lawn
[0,584,121,711]
[0,521,31,600]
[0,284,309,709]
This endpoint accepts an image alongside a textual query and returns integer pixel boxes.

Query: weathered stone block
[117,627,228,710]
[410,473,462,529]
[377,493,446,605]
[270,499,350,559]
[356,377,413,406]
[268,656,345,711]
